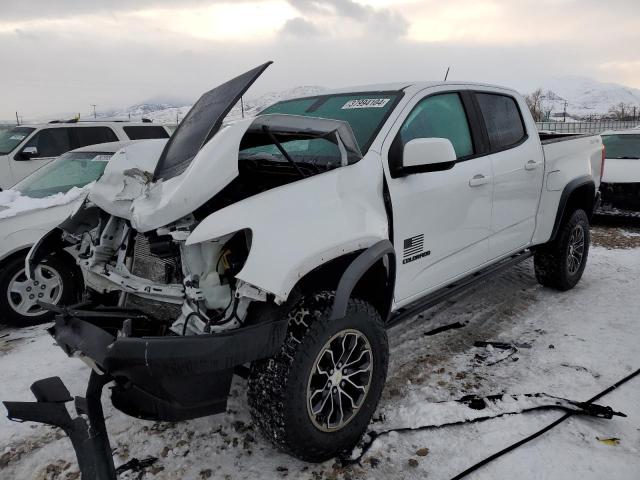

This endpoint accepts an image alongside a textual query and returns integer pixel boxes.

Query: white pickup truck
[4,63,604,475]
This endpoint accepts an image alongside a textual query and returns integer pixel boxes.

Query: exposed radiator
[131,233,180,284]
[125,233,182,322]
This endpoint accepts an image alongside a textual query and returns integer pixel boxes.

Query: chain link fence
[536,120,640,134]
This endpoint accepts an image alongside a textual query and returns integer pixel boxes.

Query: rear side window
[476,93,526,151]
[397,92,474,159]
[73,127,118,148]
[123,126,170,140]
[23,128,72,157]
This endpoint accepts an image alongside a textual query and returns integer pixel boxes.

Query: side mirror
[19,146,39,160]
[400,138,457,175]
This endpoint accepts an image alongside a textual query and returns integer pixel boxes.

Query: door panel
[384,90,493,303]
[474,92,544,258]
[489,142,542,255]
[389,158,493,302]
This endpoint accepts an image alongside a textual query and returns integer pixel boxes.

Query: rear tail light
[600,144,606,182]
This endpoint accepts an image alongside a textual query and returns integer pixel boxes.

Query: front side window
[23,128,71,158]
[73,127,118,148]
[0,126,35,154]
[397,92,474,159]
[476,93,526,151]
[13,150,113,198]
[602,134,640,159]
[123,126,170,140]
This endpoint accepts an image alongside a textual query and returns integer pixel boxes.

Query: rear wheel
[0,253,79,327]
[534,209,590,291]
[248,292,388,462]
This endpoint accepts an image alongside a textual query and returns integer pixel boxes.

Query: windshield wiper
[261,125,306,179]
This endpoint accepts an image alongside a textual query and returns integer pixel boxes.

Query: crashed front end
[14,63,370,425]
[34,203,290,421]
[4,62,391,478]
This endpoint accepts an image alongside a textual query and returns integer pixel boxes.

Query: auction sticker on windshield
[341,98,390,109]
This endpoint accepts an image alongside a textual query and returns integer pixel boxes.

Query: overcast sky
[1,0,639,120]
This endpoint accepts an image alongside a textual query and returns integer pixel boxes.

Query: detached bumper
[49,312,288,421]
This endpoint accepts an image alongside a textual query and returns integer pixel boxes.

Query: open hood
[86,62,364,233]
[154,61,272,181]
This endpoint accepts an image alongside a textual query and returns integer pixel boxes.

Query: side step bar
[387,250,533,328]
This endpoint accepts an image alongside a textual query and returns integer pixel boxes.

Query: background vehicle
[599,129,640,212]
[7,64,603,473]
[0,140,164,326]
[0,121,171,189]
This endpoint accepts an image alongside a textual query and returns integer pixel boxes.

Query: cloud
[285,0,409,38]
[0,0,639,120]
[280,17,323,37]
[0,0,231,21]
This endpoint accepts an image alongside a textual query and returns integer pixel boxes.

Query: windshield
[13,150,113,198]
[0,126,35,154]
[602,134,640,159]
[259,91,402,153]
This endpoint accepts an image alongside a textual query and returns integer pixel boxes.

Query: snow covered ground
[1,226,639,480]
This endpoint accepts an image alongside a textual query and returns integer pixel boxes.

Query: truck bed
[538,131,597,144]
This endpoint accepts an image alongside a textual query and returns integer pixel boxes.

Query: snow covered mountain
[114,78,640,124]
[97,85,326,124]
[530,76,640,119]
[17,77,639,125]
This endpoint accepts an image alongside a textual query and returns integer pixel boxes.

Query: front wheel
[248,292,388,462]
[0,253,80,327]
[534,209,590,291]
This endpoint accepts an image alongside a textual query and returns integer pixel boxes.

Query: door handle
[469,174,490,187]
[525,160,540,170]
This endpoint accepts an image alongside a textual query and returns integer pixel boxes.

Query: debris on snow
[596,437,621,446]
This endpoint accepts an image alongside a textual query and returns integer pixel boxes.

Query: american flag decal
[403,234,424,258]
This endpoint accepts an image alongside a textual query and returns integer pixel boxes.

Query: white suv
[0,121,172,189]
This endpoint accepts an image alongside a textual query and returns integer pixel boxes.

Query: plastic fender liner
[49,313,289,421]
[331,239,396,322]
[26,204,103,277]
[26,228,65,278]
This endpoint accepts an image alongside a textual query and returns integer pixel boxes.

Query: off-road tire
[248,292,388,462]
[0,253,79,327]
[534,209,590,291]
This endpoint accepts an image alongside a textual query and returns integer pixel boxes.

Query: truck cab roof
[309,81,520,97]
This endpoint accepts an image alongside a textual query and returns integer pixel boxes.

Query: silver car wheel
[307,329,373,432]
[567,225,585,275]
[7,265,63,317]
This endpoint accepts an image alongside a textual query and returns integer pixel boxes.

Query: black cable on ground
[340,392,623,467]
[450,367,640,480]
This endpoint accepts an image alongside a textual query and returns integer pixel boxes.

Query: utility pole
[15,111,20,126]
[91,104,97,119]
[444,67,450,81]
[563,101,567,123]
[240,97,245,118]
[176,112,179,125]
